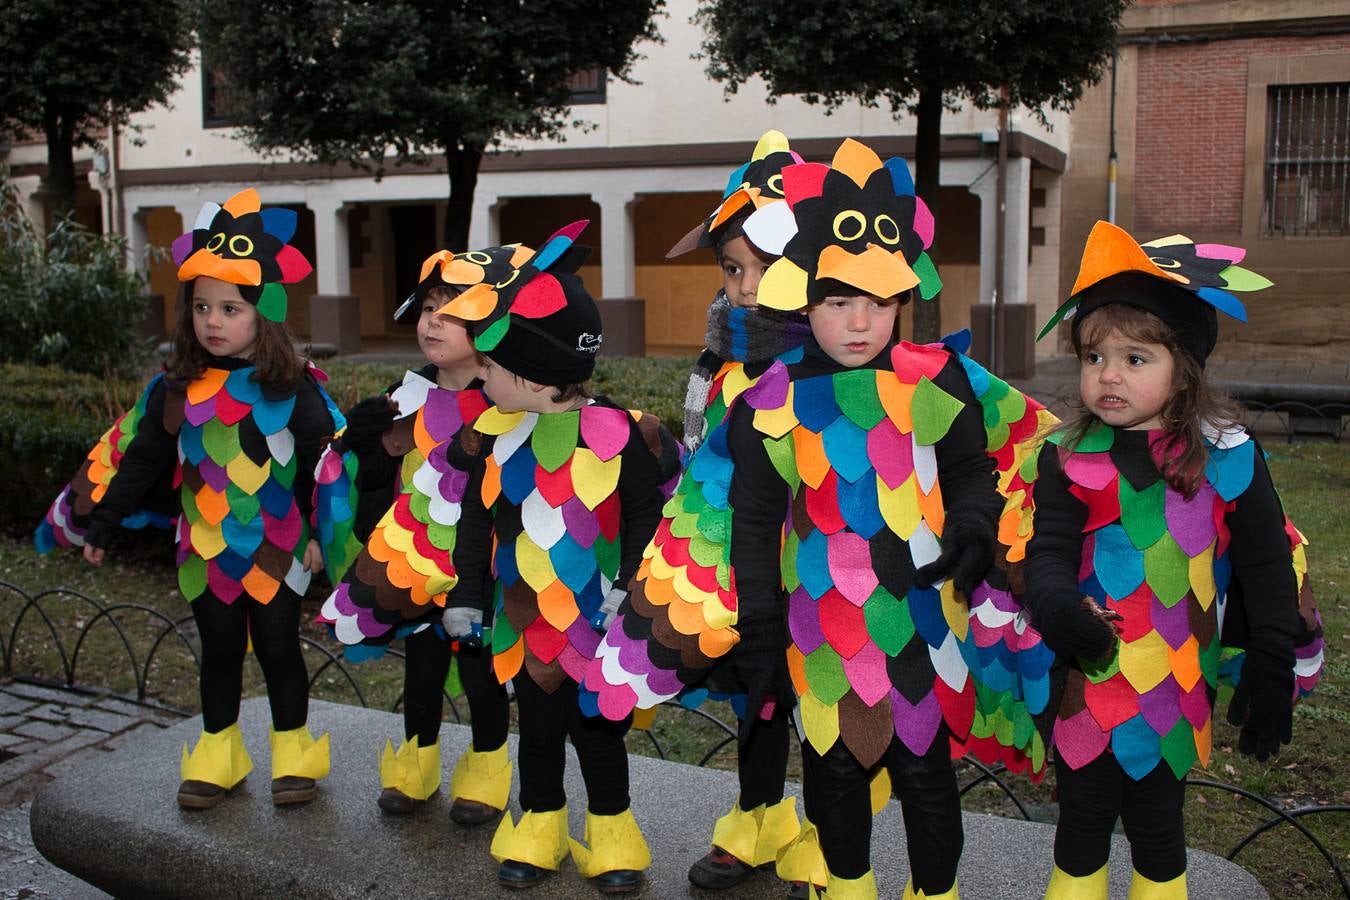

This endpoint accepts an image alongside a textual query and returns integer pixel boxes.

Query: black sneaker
[688,847,756,890]
[594,869,644,894]
[786,881,823,900]
[271,776,317,806]
[498,859,550,889]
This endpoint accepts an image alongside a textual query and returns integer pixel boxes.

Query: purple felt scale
[562,495,600,548]
[1150,595,1193,650]
[788,586,827,655]
[198,458,231,493]
[744,362,790,409]
[1164,480,1218,556]
[421,390,467,442]
[891,687,942,756]
[184,397,217,428]
[1137,674,1182,735]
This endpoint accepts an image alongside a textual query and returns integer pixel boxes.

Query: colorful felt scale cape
[1031,423,1322,781]
[36,376,175,553]
[585,338,1055,775]
[175,363,344,605]
[320,399,677,685]
[313,370,489,586]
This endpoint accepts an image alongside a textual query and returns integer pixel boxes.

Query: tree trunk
[912,82,944,344]
[443,141,484,251]
[45,112,77,223]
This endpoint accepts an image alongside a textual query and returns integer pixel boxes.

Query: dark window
[1264,82,1349,237]
[201,55,242,129]
[566,68,607,105]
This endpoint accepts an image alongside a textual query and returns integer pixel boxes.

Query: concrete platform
[30,698,1267,898]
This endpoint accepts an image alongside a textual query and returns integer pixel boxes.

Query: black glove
[913,509,996,598]
[732,610,792,748]
[340,396,397,455]
[1031,592,1120,661]
[1226,648,1294,763]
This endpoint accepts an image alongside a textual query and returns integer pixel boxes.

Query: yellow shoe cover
[569,808,652,878]
[869,767,892,814]
[490,808,570,871]
[448,743,511,810]
[180,723,252,789]
[776,816,829,888]
[809,869,878,899]
[379,737,441,801]
[903,877,959,899]
[1046,864,1108,900]
[1128,870,1187,900]
[270,725,331,780]
[711,796,802,868]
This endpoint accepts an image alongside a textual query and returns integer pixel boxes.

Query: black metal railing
[3,579,1345,897]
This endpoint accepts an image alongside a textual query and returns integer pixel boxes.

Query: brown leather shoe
[449,798,502,826]
[378,787,423,814]
[177,779,228,810]
[271,776,317,806]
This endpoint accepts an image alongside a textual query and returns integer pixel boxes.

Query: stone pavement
[0,680,180,899]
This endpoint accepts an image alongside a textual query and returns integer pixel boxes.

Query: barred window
[1264,83,1349,237]
[566,68,607,105]
[201,49,242,129]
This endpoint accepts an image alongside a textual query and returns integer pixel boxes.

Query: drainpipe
[1107,48,1118,223]
[994,89,1009,374]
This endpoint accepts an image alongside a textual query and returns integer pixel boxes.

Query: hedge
[0,355,696,534]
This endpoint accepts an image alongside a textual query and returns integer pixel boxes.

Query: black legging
[802,735,963,892]
[402,626,509,751]
[1053,753,1187,883]
[512,669,631,816]
[191,587,308,733]
[736,704,790,811]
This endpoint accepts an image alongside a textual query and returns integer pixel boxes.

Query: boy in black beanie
[433,222,681,893]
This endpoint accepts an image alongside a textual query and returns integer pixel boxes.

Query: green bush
[0,171,154,376]
[0,355,696,535]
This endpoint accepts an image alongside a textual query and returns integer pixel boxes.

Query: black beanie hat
[1071,271,1219,366]
[475,272,603,386]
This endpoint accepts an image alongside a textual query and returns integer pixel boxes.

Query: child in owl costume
[1023,221,1323,899]
[316,246,527,822]
[41,188,344,809]
[324,221,680,893]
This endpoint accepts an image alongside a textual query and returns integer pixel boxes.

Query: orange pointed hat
[1039,220,1273,362]
[171,189,312,323]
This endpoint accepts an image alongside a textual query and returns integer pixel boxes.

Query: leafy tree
[0,0,193,218]
[696,0,1128,341]
[201,0,662,251]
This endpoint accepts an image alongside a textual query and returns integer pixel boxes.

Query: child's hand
[1034,594,1120,661]
[442,607,484,648]
[302,540,324,574]
[913,509,995,598]
[590,587,627,633]
[341,397,398,453]
[1226,648,1295,762]
[82,544,106,567]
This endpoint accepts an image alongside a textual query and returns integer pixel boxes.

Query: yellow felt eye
[464,251,493,265]
[229,235,254,257]
[833,210,866,242]
[496,269,519,290]
[874,214,901,246]
[766,174,784,196]
[206,233,226,253]
[1149,256,1182,269]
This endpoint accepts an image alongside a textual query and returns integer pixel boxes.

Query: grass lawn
[1,435,1344,895]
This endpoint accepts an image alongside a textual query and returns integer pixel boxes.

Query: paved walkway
[0,681,178,898]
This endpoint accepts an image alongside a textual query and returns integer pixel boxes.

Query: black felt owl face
[1138,238,1232,291]
[742,139,942,310]
[437,220,592,352]
[666,130,803,258]
[395,245,534,323]
[172,189,313,322]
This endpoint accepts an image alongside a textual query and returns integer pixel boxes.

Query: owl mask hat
[171,188,313,323]
[436,220,602,387]
[741,138,942,310]
[393,244,535,324]
[666,129,804,258]
[1039,220,1274,365]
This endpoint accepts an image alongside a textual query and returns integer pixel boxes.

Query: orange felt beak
[177,249,263,286]
[816,244,919,299]
[436,281,496,320]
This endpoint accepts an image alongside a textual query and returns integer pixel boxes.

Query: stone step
[30,698,1266,898]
